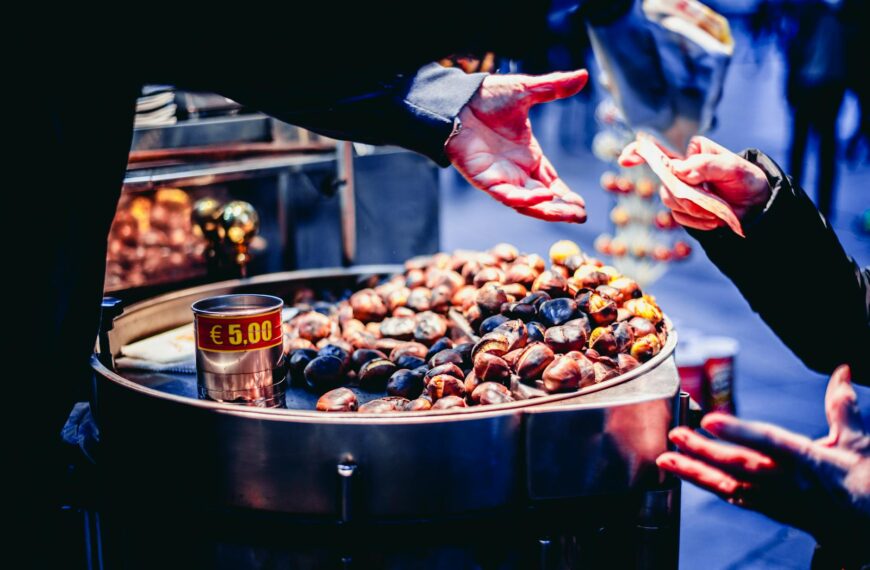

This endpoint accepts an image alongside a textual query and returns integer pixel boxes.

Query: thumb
[522,69,589,105]
[824,365,866,447]
[670,154,735,185]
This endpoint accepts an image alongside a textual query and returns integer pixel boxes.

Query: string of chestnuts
[282,241,668,413]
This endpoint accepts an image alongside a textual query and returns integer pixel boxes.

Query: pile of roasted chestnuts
[282,241,668,413]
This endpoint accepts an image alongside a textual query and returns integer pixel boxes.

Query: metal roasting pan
[92,266,680,521]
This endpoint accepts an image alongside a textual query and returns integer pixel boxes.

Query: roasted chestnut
[414,311,447,344]
[538,298,578,327]
[358,358,398,391]
[623,297,663,325]
[453,342,475,369]
[316,387,358,412]
[617,353,641,372]
[541,356,583,393]
[405,268,426,289]
[492,319,528,352]
[407,397,433,411]
[429,349,464,368]
[470,332,510,361]
[511,378,549,400]
[628,317,656,338]
[431,395,467,410]
[549,240,582,265]
[630,334,662,362]
[531,271,568,298]
[544,322,587,353]
[501,347,525,368]
[426,374,466,400]
[471,382,513,405]
[612,322,634,353]
[505,263,538,286]
[295,311,332,342]
[390,342,428,361]
[608,277,642,302]
[387,369,425,399]
[349,289,388,322]
[476,283,508,315]
[285,337,317,353]
[491,242,519,262]
[379,317,416,340]
[288,348,318,386]
[425,337,454,361]
[304,355,346,392]
[473,266,506,288]
[576,291,618,327]
[588,326,618,356]
[593,360,619,383]
[406,288,432,312]
[463,370,482,394]
[451,285,478,310]
[473,353,511,384]
[430,285,453,312]
[515,342,555,383]
[480,314,509,335]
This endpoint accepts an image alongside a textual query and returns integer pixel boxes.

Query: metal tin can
[192,294,286,407]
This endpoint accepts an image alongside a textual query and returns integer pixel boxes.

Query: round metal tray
[92,266,680,520]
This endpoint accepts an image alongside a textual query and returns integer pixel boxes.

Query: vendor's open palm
[446,70,588,223]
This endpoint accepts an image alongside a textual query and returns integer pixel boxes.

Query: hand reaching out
[618,136,772,231]
[446,70,589,223]
[658,365,870,554]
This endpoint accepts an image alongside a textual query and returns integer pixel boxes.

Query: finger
[618,142,646,167]
[515,200,587,223]
[534,156,586,207]
[687,136,730,156]
[669,427,778,479]
[636,132,683,158]
[671,210,723,231]
[824,365,866,446]
[659,185,719,222]
[522,69,589,105]
[483,182,556,208]
[657,452,749,497]
[670,155,736,185]
[701,413,855,470]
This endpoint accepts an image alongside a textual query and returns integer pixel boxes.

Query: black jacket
[689,150,870,384]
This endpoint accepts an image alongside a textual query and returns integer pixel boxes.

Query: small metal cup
[192,294,286,407]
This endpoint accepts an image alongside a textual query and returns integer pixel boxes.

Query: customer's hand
[658,365,870,550]
[446,70,588,223]
[618,136,771,230]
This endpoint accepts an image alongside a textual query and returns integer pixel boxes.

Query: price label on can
[195,308,282,352]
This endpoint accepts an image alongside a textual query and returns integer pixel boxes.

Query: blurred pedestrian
[783,0,847,221]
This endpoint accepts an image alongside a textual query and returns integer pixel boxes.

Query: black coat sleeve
[208,63,485,167]
[687,150,870,383]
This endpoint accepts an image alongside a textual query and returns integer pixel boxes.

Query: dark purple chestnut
[515,343,555,383]
[304,355,345,392]
[502,302,537,322]
[288,349,318,386]
[431,395,467,410]
[538,298,579,327]
[425,363,465,382]
[521,291,551,308]
[318,344,351,371]
[395,355,427,370]
[479,314,510,335]
[425,337,454,361]
[358,358,398,391]
[527,321,547,343]
[387,369,425,399]
[316,387,358,412]
[350,348,387,371]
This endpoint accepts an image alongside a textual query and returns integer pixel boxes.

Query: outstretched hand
[658,365,870,552]
[446,70,589,223]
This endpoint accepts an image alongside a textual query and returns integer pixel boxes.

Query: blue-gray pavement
[438,26,869,569]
